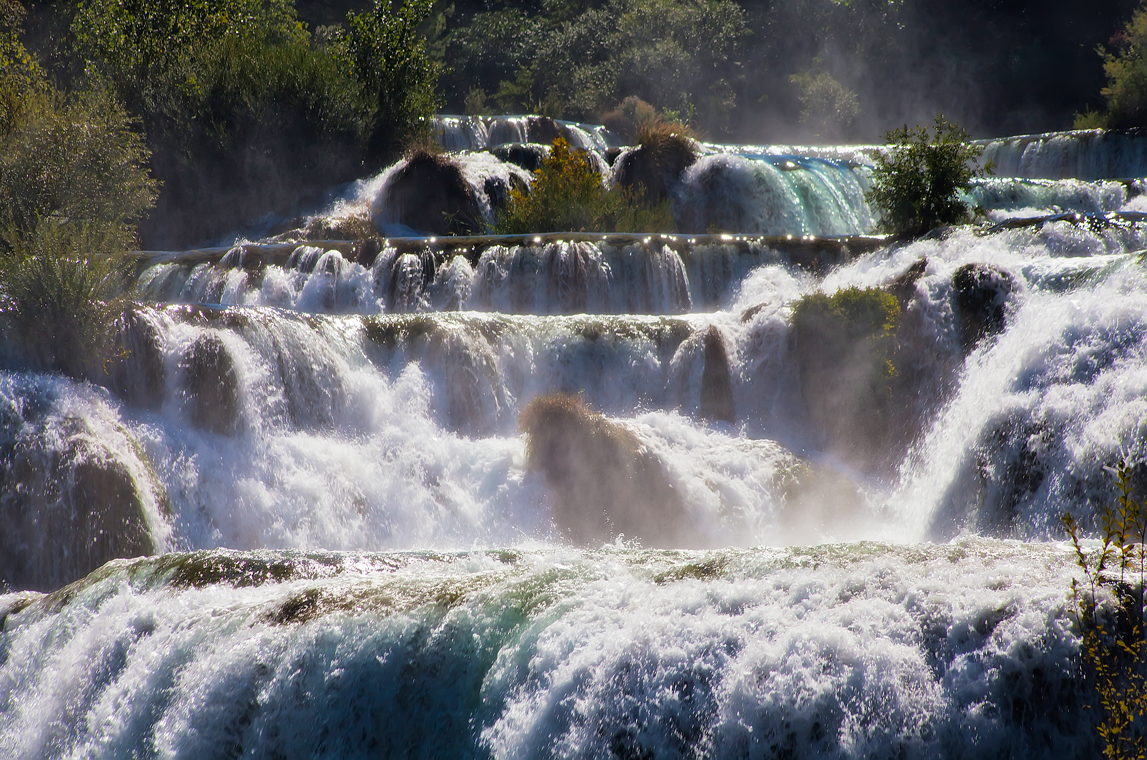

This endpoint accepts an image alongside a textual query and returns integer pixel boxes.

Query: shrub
[0,83,157,255]
[0,218,134,380]
[334,0,441,164]
[865,116,987,237]
[601,95,659,142]
[494,137,675,233]
[1063,461,1147,759]
[1074,6,1147,129]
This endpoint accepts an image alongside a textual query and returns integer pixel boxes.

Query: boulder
[699,326,735,423]
[953,263,1014,349]
[520,393,693,547]
[381,151,483,236]
[490,143,549,172]
[0,420,164,591]
[181,333,241,435]
[613,132,697,202]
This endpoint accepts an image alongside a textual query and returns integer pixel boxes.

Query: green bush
[494,137,675,234]
[1063,462,1147,759]
[865,116,987,237]
[0,219,134,380]
[789,66,861,142]
[1075,5,1147,129]
[0,83,157,256]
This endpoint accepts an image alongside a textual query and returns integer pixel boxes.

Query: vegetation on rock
[864,117,987,237]
[1064,461,1147,759]
[494,137,674,233]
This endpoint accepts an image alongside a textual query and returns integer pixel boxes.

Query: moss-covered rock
[0,416,165,592]
[613,126,697,202]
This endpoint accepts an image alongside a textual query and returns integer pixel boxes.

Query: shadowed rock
[181,333,241,435]
[614,132,697,201]
[381,150,483,235]
[491,143,548,172]
[699,325,735,423]
[0,420,164,591]
[107,304,167,411]
[520,393,693,547]
[953,263,1014,349]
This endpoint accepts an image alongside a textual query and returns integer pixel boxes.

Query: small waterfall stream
[3,123,1147,758]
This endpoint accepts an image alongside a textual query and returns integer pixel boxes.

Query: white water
[5,121,1147,757]
[0,541,1089,759]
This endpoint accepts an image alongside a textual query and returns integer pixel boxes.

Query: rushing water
[3,125,1147,758]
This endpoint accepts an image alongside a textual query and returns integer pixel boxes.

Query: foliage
[333,0,441,162]
[865,117,987,237]
[438,0,745,137]
[0,84,157,255]
[494,137,675,234]
[1063,462,1147,759]
[791,286,901,364]
[601,96,659,142]
[0,219,134,380]
[1074,5,1147,129]
[790,66,861,142]
[66,0,437,246]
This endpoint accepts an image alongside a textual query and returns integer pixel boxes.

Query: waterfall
[5,118,1147,758]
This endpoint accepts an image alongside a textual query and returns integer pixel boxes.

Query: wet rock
[107,304,166,411]
[791,287,902,471]
[699,326,735,423]
[889,258,928,308]
[491,143,549,172]
[0,421,163,591]
[381,151,483,236]
[953,263,1014,349]
[520,393,694,547]
[526,116,563,145]
[613,134,697,201]
[181,333,241,435]
[927,417,1052,539]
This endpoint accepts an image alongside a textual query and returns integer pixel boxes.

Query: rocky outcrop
[792,287,902,471]
[381,150,483,236]
[491,143,549,172]
[953,263,1015,349]
[520,393,693,547]
[181,333,241,435]
[613,131,697,201]
[699,326,735,423]
[0,412,166,592]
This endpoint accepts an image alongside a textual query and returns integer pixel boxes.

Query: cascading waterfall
[3,121,1147,758]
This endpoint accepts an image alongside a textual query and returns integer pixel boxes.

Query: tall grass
[1064,462,1147,759]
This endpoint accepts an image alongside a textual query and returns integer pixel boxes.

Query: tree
[864,116,987,237]
[1076,3,1147,129]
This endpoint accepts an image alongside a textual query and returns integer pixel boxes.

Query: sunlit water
[3,126,1147,758]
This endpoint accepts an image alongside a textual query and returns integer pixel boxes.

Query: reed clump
[1064,461,1147,759]
[494,137,674,234]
